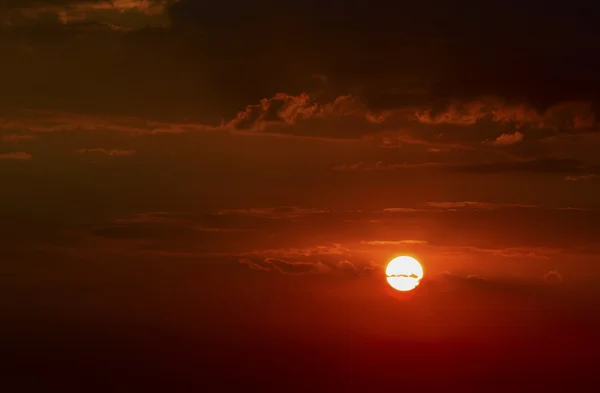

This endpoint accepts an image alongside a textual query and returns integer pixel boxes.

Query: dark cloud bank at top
[3,0,600,123]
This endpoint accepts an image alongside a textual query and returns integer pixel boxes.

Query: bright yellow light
[385,256,424,292]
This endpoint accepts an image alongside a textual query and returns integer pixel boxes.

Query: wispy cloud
[414,98,596,131]
[424,201,538,210]
[486,131,524,146]
[3,93,598,155]
[0,152,32,160]
[332,161,447,172]
[333,157,600,176]
[565,174,597,181]
[361,240,428,246]
[3,0,173,30]
[451,158,598,174]
[238,256,373,277]
[0,134,36,142]
[111,211,252,233]
[382,201,539,212]
[75,148,135,157]
[2,110,214,134]
[236,244,350,258]
[215,207,330,219]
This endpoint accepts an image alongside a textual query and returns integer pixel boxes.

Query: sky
[2,1,600,391]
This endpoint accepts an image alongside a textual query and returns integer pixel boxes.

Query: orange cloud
[415,99,499,125]
[332,162,364,171]
[424,201,538,211]
[0,134,36,142]
[238,257,330,276]
[226,93,379,133]
[4,0,173,29]
[361,240,428,246]
[239,258,270,272]
[75,148,135,157]
[0,152,32,160]
[227,93,322,130]
[226,95,597,144]
[2,94,597,150]
[564,174,597,181]
[374,202,546,214]
[216,207,330,220]
[487,131,524,146]
[1,110,214,134]
[414,97,596,131]
[238,255,374,277]
[377,134,473,151]
[381,208,422,213]
[237,244,350,258]
[332,161,447,172]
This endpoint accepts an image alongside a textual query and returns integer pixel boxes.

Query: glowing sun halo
[385,256,424,292]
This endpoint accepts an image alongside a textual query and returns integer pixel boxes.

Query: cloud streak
[487,131,524,146]
[75,148,135,157]
[565,174,597,181]
[4,92,598,151]
[0,152,32,160]
[361,240,428,246]
[238,256,373,277]
[2,0,173,29]
[452,158,600,174]
[215,207,330,220]
[0,134,36,142]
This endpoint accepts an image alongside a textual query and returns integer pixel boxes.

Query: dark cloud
[264,258,329,276]
[226,94,383,140]
[2,0,600,128]
[0,134,36,142]
[75,148,135,156]
[90,225,198,240]
[372,201,543,213]
[239,258,270,272]
[486,131,525,146]
[0,151,32,160]
[565,174,598,181]
[224,94,598,143]
[423,201,538,211]
[1,93,597,153]
[361,240,429,246]
[239,257,326,276]
[453,158,600,174]
[165,0,600,113]
[81,212,259,257]
[332,158,600,176]
[5,0,109,8]
[238,256,374,277]
[216,206,330,220]
[53,205,600,276]
[1,0,172,30]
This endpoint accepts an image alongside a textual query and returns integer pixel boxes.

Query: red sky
[2,1,600,391]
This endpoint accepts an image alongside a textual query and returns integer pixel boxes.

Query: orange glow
[385,256,424,291]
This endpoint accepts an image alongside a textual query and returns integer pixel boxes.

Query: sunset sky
[2,1,600,391]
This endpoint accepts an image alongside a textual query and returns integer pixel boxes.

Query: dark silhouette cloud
[3,0,600,125]
[452,158,600,174]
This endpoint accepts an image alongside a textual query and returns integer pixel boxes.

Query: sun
[385,256,424,292]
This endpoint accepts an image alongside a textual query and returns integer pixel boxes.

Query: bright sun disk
[385,256,424,292]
